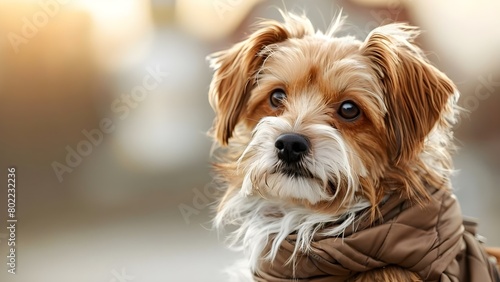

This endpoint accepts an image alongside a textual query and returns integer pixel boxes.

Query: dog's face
[209,14,457,216]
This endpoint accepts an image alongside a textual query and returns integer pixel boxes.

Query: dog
[208,12,500,281]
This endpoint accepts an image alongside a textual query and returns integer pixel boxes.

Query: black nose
[275,133,309,163]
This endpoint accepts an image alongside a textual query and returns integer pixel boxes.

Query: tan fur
[486,247,500,268]
[350,266,422,282]
[208,14,315,145]
[361,25,457,207]
[209,12,461,280]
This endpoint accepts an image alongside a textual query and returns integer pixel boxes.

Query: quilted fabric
[254,188,500,281]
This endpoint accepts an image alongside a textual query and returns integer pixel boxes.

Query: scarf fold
[254,188,500,281]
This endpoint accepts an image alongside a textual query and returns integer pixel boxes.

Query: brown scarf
[254,188,500,281]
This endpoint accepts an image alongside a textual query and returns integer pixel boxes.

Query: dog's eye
[338,101,361,120]
[270,89,286,108]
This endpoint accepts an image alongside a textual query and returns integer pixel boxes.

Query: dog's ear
[361,24,456,164]
[208,14,314,145]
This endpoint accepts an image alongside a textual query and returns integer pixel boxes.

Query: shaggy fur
[208,12,459,281]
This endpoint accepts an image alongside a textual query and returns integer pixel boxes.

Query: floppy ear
[361,24,456,164]
[208,14,314,145]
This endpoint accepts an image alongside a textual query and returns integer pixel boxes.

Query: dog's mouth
[273,162,315,179]
[271,163,338,196]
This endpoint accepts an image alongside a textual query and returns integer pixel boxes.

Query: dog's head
[209,13,458,216]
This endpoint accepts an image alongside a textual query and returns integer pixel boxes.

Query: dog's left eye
[338,101,361,120]
[270,89,286,108]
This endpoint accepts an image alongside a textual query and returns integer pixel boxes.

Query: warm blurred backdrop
[0,0,499,281]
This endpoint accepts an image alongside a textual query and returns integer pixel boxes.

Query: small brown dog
[208,12,500,281]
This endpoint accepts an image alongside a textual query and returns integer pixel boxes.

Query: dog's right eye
[270,89,286,108]
[338,100,361,121]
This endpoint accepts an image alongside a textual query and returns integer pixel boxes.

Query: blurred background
[0,0,499,281]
